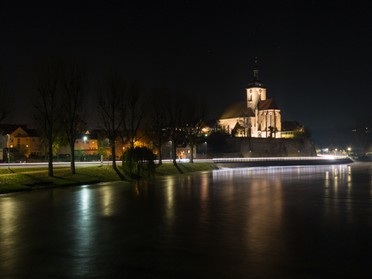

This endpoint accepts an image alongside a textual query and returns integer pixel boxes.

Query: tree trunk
[190,144,194,163]
[70,141,76,174]
[157,140,163,165]
[172,139,177,164]
[111,143,117,169]
[48,139,54,177]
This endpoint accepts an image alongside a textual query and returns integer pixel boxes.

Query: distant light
[83,136,88,142]
[347,147,352,152]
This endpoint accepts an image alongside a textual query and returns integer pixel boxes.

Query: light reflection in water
[323,165,352,217]
[213,167,285,264]
[245,175,284,263]
[0,198,18,271]
[164,177,175,226]
[100,186,114,216]
[74,187,94,275]
[200,173,209,202]
[198,173,210,225]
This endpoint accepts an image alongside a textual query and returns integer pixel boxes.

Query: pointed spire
[253,56,259,80]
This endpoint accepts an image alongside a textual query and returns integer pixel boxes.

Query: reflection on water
[0,198,18,271]
[100,186,115,217]
[165,177,175,226]
[1,163,372,278]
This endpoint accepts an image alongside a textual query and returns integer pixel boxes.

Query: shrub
[122,146,155,178]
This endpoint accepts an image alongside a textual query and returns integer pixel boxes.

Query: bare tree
[61,62,87,174]
[97,74,123,170]
[184,96,206,163]
[34,59,62,177]
[165,91,186,172]
[147,87,169,165]
[122,81,146,149]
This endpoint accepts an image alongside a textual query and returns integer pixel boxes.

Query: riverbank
[0,157,354,194]
[0,162,216,194]
[213,156,353,168]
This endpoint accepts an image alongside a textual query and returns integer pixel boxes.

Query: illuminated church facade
[219,62,282,138]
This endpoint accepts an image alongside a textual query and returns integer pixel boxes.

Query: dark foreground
[1,163,372,278]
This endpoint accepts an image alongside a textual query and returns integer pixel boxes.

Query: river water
[1,163,372,278]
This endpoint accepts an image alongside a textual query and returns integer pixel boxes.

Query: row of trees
[33,59,208,177]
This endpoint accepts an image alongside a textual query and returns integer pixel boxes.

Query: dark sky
[1,0,372,145]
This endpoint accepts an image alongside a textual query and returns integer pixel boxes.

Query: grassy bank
[0,162,216,194]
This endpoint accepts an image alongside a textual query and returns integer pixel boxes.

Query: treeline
[2,58,209,177]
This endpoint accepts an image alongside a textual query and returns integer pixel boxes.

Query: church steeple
[253,56,259,80]
[247,56,265,89]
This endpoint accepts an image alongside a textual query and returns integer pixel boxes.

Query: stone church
[219,62,281,138]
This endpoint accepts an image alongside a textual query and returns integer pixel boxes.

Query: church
[219,61,282,138]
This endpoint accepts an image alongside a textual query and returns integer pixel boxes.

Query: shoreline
[213,156,353,168]
[0,158,354,195]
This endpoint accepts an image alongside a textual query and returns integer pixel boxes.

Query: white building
[219,62,281,138]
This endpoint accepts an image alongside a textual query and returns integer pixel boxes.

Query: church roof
[220,102,255,119]
[0,124,28,135]
[247,57,266,88]
[258,98,279,110]
[247,79,266,89]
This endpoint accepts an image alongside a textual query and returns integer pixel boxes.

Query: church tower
[247,57,267,112]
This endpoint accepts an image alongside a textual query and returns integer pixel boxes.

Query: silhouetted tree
[61,62,87,174]
[121,81,146,149]
[34,58,62,177]
[164,91,186,172]
[97,74,123,170]
[183,96,206,163]
[207,130,229,154]
[147,87,170,165]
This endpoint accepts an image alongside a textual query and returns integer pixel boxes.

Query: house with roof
[0,124,44,160]
[219,60,282,138]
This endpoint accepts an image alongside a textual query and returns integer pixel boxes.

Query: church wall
[255,109,281,138]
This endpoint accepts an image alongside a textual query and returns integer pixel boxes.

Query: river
[1,163,372,278]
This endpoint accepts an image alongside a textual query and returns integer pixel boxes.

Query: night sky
[1,0,372,146]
